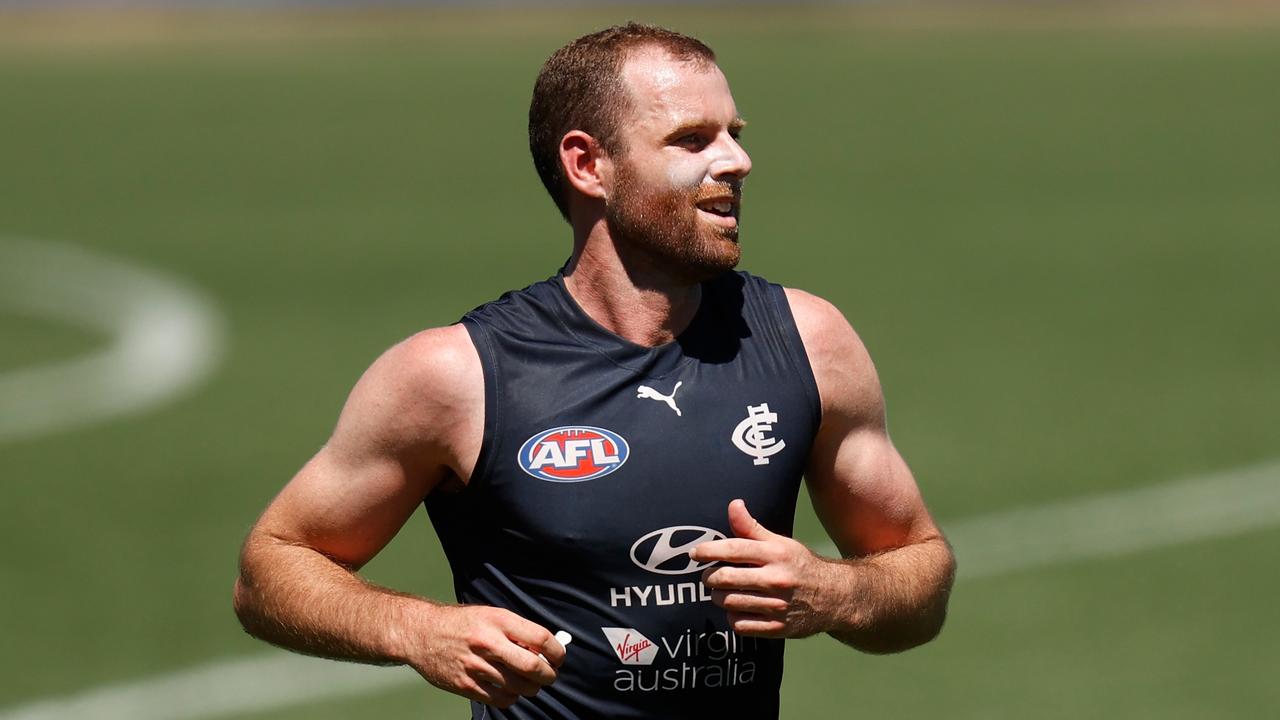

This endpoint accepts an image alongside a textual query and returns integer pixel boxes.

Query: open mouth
[692,183,742,234]
[695,197,739,218]
[697,200,735,217]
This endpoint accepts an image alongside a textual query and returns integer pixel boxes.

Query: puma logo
[636,381,683,417]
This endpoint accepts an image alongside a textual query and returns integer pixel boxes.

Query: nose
[709,133,752,182]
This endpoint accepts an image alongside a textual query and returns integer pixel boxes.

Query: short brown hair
[528,23,717,222]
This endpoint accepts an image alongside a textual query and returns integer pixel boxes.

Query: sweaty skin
[234,44,954,712]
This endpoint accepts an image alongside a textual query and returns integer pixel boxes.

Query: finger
[460,677,520,709]
[711,589,788,616]
[728,498,774,540]
[728,611,788,638]
[503,618,567,669]
[690,537,771,565]
[464,656,510,690]
[494,665,543,698]
[702,564,780,592]
[483,637,557,686]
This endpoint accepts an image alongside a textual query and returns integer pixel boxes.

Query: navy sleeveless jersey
[425,270,821,720]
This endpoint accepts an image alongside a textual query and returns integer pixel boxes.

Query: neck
[563,218,703,348]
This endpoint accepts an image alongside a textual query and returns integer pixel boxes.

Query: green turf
[0,311,104,371]
[1,6,1277,718]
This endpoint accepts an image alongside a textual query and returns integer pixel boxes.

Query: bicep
[252,442,438,570]
[787,287,941,558]
[246,325,478,569]
[805,425,939,558]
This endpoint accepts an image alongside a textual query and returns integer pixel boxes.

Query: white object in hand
[539,630,573,664]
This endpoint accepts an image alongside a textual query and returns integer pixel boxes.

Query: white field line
[0,656,419,720]
[0,235,224,442]
[2,462,1278,720]
[831,458,1280,581]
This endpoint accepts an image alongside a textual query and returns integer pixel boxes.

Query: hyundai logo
[629,526,726,575]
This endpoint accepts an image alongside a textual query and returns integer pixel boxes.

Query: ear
[559,130,610,202]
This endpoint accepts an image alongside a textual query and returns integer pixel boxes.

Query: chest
[475,353,817,565]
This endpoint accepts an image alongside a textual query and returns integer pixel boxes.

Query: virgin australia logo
[601,627,658,666]
[731,403,785,466]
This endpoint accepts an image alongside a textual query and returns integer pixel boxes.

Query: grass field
[2,4,1278,718]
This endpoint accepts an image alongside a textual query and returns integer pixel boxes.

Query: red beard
[605,162,741,283]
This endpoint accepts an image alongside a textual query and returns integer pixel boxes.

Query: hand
[405,604,565,709]
[690,499,832,639]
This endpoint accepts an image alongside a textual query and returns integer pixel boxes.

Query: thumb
[727,499,772,540]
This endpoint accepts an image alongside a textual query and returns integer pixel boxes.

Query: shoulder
[329,323,483,465]
[363,323,480,401]
[782,287,872,375]
[782,287,884,428]
[360,323,482,421]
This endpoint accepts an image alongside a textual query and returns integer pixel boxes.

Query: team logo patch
[732,403,785,466]
[518,426,630,482]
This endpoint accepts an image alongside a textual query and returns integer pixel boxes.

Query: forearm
[233,536,432,665]
[816,537,955,654]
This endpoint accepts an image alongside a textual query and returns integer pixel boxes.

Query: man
[234,23,954,719]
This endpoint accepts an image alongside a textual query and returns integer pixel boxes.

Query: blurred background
[2,1,1278,718]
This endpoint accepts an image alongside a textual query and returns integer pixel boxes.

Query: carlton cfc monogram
[732,403,786,465]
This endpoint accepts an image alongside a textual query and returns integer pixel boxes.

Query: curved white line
[0,655,417,720]
[0,236,224,442]
[1,458,1277,720]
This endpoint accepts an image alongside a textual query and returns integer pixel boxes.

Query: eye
[674,132,710,150]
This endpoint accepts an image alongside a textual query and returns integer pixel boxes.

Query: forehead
[617,47,738,132]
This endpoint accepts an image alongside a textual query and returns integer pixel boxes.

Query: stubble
[605,161,741,283]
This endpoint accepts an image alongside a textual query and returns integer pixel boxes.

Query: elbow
[233,572,278,643]
[891,541,956,651]
[843,555,955,655]
[232,574,259,635]
[902,601,950,651]
[232,576,251,625]
[233,530,275,636]
[233,539,272,639]
[850,609,948,655]
[889,552,956,652]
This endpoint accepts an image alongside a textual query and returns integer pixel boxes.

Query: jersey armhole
[460,317,499,489]
[769,284,823,429]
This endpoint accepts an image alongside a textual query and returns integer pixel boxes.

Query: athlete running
[234,23,955,719]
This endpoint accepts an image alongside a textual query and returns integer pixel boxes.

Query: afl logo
[519,426,630,483]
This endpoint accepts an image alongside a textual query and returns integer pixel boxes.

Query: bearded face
[604,153,741,283]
